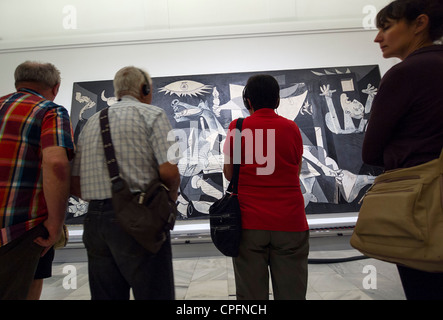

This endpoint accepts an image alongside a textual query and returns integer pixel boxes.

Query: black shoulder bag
[209,118,244,257]
[99,107,176,254]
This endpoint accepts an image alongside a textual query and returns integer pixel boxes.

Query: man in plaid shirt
[71,66,180,300]
[0,61,74,299]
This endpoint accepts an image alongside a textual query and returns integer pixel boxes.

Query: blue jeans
[83,199,175,300]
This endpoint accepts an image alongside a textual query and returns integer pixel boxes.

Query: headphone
[138,68,151,96]
[242,85,251,110]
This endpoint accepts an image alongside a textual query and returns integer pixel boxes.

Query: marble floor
[40,243,406,300]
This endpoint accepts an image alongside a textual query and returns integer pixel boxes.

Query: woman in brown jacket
[363,0,443,300]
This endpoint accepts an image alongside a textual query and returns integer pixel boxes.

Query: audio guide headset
[242,85,251,110]
[138,68,151,96]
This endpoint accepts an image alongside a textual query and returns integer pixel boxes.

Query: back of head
[243,74,280,111]
[377,0,443,42]
[14,61,61,89]
[114,66,152,100]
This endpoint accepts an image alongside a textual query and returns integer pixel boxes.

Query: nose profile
[374,30,382,43]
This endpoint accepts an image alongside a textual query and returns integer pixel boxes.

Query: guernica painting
[66,65,382,224]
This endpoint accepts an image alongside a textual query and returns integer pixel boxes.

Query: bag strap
[228,118,244,195]
[99,107,125,192]
[440,148,443,174]
[440,148,443,209]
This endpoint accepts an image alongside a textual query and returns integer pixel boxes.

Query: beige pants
[233,229,309,300]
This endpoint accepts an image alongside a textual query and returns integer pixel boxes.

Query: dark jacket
[363,45,443,170]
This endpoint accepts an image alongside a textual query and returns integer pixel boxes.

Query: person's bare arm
[223,154,233,181]
[298,154,303,177]
[159,162,180,202]
[34,146,71,252]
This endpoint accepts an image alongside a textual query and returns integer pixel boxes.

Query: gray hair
[114,66,152,99]
[14,61,61,88]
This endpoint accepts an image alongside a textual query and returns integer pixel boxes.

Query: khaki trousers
[233,229,309,300]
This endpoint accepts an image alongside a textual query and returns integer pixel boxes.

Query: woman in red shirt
[224,74,309,300]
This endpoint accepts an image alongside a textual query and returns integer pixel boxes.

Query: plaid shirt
[0,88,74,247]
[72,96,179,201]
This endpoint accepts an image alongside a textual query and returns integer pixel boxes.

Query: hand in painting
[362,84,377,97]
[320,85,336,98]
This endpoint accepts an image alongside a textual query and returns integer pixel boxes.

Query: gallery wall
[0,29,398,113]
[0,1,399,224]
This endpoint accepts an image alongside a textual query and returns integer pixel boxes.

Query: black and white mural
[66,65,382,224]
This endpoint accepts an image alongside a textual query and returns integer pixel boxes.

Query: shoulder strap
[440,148,443,174]
[228,118,244,194]
[99,108,124,190]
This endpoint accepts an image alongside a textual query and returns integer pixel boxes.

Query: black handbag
[209,118,244,257]
[99,108,176,254]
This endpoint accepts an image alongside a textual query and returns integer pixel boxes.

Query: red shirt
[224,108,308,232]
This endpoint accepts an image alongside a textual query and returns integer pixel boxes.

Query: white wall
[0,29,398,113]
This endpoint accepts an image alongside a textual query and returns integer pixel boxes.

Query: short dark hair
[243,74,280,110]
[376,0,443,41]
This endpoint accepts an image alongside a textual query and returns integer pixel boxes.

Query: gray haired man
[71,66,180,300]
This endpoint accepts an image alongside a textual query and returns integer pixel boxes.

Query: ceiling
[0,0,389,51]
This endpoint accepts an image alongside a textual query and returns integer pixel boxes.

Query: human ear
[414,14,430,35]
[53,83,60,96]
